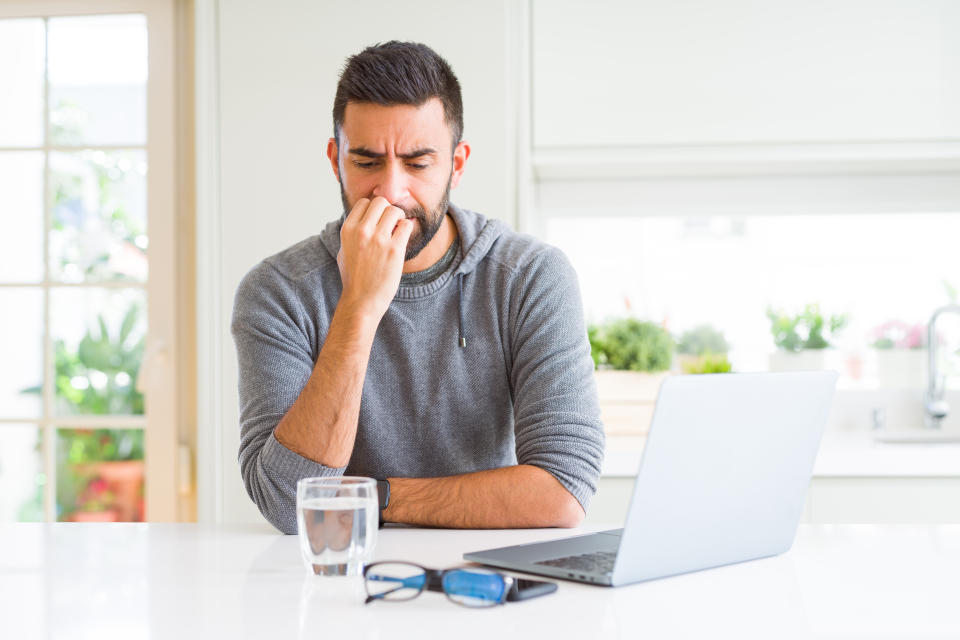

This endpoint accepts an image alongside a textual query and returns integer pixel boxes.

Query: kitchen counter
[602,433,960,477]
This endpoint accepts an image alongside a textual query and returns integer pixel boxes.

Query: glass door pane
[49,150,148,283]
[47,15,147,146]
[50,288,146,417]
[0,152,44,282]
[0,425,44,522]
[0,289,44,418]
[0,19,44,146]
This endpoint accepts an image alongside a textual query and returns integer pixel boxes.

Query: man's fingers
[392,218,414,247]
[376,205,406,241]
[358,196,392,232]
[344,198,370,228]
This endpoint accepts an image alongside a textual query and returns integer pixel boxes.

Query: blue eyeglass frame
[363,561,515,607]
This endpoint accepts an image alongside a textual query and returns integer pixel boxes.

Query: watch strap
[376,479,390,528]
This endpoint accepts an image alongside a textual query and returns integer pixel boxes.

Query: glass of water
[296,476,379,577]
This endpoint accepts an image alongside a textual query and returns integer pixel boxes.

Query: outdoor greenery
[676,325,729,356]
[52,304,145,415]
[60,429,144,464]
[589,318,674,372]
[56,428,144,519]
[681,352,733,374]
[766,304,847,352]
[19,302,145,520]
[50,144,147,282]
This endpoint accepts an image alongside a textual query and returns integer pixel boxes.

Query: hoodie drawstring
[458,272,467,348]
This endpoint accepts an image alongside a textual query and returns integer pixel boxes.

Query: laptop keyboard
[535,550,617,575]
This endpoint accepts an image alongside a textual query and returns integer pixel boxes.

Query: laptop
[464,371,838,587]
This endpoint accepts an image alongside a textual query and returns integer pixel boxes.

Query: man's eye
[407,163,428,170]
[353,161,378,169]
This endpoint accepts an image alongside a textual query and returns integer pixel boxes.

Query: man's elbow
[551,492,585,528]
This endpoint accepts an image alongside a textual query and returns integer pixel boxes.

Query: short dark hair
[333,41,463,148]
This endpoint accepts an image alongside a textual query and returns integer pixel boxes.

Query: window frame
[0,0,183,521]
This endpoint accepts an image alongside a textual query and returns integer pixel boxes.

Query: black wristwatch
[376,479,390,528]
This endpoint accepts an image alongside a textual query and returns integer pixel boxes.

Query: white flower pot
[768,350,827,372]
[594,370,669,436]
[875,348,927,388]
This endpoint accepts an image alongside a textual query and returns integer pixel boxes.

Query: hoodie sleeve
[509,247,605,513]
[231,262,345,534]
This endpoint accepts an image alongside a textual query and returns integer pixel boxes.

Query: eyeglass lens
[365,563,427,601]
[442,569,509,607]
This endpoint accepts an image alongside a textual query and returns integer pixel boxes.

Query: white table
[3,523,960,639]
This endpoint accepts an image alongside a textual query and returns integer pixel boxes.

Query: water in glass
[297,477,378,576]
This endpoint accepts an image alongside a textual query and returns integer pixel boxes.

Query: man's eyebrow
[398,148,437,159]
[348,147,437,160]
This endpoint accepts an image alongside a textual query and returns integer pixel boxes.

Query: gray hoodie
[232,204,605,534]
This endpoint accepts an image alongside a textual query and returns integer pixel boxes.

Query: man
[232,41,604,535]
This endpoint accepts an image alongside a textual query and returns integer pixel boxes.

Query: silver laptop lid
[611,371,837,586]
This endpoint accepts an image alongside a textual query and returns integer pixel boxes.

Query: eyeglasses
[363,561,515,608]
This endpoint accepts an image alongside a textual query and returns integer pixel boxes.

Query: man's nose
[371,161,410,205]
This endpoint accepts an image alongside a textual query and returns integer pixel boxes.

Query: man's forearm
[383,464,585,529]
[273,302,378,467]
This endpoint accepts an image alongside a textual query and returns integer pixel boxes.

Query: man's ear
[449,140,470,189]
[326,137,340,181]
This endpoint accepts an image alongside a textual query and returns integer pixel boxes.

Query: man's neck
[402,213,458,274]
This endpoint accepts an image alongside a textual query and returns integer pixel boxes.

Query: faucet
[924,304,960,429]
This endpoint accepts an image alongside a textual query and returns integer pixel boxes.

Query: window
[527,1,960,445]
[534,170,960,442]
[0,2,182,522]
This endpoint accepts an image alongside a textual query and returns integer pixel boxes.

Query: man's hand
[272,197,412,467]
[337,197,414,321]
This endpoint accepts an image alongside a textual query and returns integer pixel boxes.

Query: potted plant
[766,304,847,371]
[676,325,732,374]
[870,320,926,388]
[57,428,145,522]
[589,319,674,436]
[681,351,733,375]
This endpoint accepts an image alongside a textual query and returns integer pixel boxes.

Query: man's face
[328,98,467,261]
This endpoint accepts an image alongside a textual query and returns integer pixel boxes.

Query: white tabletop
[3,522,960,639]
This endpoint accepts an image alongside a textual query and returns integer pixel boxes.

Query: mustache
[337,189,426,222]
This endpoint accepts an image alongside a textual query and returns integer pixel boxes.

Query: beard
[340,176,452,261]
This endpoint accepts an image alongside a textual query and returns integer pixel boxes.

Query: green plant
[60,429,144,464]
[588,318,674,372]
[55,429,144,520]
[22,304,146,415]
[766,304,847,352]
[19,302,145,519]
[676,325,729,356]
[50,147,147,281]
[681,352,733,374]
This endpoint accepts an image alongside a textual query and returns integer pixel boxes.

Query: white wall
[533,0,960,147]
[198,0,521,523]
[198,0,960,525]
